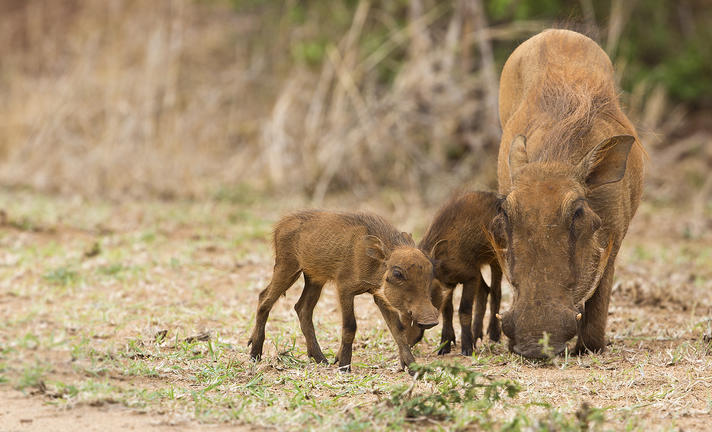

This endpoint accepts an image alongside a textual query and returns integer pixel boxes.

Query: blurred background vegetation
[0,0,710,207]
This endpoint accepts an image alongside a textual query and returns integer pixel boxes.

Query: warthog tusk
[576,313,582,321]
[495,313,502,320]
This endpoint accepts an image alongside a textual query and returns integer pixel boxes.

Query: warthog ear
[429,239,448,262]
[364,235,386,262]
[577,135,635,189]
[508,135,528,181]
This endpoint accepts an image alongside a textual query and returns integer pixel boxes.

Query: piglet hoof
[311,353,329,365]
[473,327,484,344]
[437,339,454,355]
[460,334,474,357]
[405,363,418,376]
[247,337,264,361]
[400,359,416,374]
[399,350,417,372]
[488,323,501,343]
[573,343,590,356]
[248,343,262,361]
[335,352,353,372]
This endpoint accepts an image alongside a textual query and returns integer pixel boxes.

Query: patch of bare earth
[1,193,711,430]
[0,388,249,431]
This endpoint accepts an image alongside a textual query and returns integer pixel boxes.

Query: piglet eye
[392,268,405,280]
[573,207,584,219]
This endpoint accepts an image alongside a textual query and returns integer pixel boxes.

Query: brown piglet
[248,210,440,372]
[408,191,503,356]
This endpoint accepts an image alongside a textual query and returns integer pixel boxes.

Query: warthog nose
[417,321,438,330]
[512,343,566,359]
[511,344,525,356]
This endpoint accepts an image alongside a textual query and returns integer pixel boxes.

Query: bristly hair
[550,19,601,43]
[530,73,618,162]
[338,211,413,249]
[482,222,510,283]
[274,210,412,251]
[418,191,499,253]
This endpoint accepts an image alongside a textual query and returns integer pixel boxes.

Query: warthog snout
[410,306,439,329]
[502,305,579,359]
[417,321,438,330]
[511,341,567,359]
[402,306,438,346]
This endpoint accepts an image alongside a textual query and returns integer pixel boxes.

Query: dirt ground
[0,388,251,432]
[0,191,711,430]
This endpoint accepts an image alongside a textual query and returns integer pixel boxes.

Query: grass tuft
[390,361,521,423]
[42,267,80,286]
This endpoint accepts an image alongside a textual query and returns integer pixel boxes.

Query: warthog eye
[391,267,405,281]
[571,201,601,235]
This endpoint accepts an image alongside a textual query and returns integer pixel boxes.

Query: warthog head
[365,236,440,331]
[492,134,633,358]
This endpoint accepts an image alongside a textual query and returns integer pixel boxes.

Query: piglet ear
[429,239,448,262]
[577,135,635,189]
[401,232,415,245]
[364,235,386,262]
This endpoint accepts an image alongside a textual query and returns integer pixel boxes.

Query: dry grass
[0,0,268,198]
[0,2,711,430]
[1,189,711,430]
[0,1,709,208]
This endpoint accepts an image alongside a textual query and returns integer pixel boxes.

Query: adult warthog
[493,29,645,359]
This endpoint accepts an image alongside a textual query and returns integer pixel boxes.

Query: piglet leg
[438,286,456,355]
[372,293,416,374]
[459,279,476,356]
[334,292,357,372]
[294,274,328,364]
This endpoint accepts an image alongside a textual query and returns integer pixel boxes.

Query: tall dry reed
[0,0,706,207]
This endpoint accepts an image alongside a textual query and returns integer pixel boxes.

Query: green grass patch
[42,266,80,286]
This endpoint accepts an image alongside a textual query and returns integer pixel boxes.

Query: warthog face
[402,277,447,347]
[365,238,440,330]
[493,134,633,358]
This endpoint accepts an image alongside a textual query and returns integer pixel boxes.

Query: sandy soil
[0,196,711,430]
[0,388,247,431]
